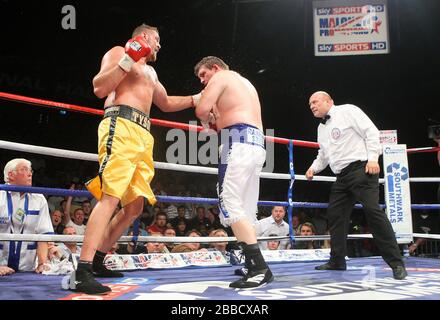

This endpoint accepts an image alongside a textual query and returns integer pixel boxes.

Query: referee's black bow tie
[320,114,331,124]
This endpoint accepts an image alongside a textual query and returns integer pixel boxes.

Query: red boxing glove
[118,35,152,72]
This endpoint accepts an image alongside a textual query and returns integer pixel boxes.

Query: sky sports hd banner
[382,144,413,244]
[313,0,390,56]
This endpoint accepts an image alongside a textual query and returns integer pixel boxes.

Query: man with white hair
[0,158,54,272]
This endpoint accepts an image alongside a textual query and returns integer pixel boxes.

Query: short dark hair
[132,23,158,37]
[194,56,229,76]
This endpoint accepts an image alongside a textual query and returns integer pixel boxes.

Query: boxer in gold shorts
[70,24,199,294]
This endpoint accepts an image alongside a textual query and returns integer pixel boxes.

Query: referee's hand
[306,168,315,180]
[365,161,380,175]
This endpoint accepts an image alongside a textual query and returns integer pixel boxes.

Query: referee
[305,91,407,280]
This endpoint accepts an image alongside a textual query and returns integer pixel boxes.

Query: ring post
[287,140,296,247]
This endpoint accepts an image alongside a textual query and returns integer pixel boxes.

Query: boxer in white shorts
[193,56,273,288]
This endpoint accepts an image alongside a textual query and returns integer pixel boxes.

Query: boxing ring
[1,92,440,301]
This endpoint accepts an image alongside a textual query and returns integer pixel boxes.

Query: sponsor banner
[102,250,229,271]
[263,249,331,262]
[232,249,331,264]
[382,144,413,243]
[380,130,398,145]
[313,0,389,56]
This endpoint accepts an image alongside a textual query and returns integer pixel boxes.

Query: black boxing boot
[230,243,274,289]
[70,260,111,295]
[92,250,123,278]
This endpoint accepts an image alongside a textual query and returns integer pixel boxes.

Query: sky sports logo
[318,42,386,52]
[316,5,385,16]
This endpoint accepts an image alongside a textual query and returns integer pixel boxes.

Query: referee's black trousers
[327,161,403,268]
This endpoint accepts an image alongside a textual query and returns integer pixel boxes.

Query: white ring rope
[1,140,439,183]
[0,139,336,182]
[1,233,440,243]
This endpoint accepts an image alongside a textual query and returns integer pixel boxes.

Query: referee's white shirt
[310,104,381,175]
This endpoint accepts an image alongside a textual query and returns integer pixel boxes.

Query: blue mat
[1,257,440,300]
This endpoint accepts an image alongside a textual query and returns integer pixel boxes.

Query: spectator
[66,208,86,235]
[81,200,93,224]
[126,232,168,254]
[56,226,82,258]
[189,206,212,236]
[170,205,192,230]
[175,220,188,237]
[266,234,280,250]
[292,215,301,235]
[164,227,177,252]
[172,230,203,253]
[147,212,168,234]
[0,158,53,273]
[255,206,290,250]
[295,222,319,249]
[209,228,229,253]
[162,202,178,220]
[51,209,65,234]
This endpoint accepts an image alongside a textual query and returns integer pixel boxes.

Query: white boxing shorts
[217,123,266,227]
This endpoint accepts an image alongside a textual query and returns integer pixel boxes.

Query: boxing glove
[118,35,152,72]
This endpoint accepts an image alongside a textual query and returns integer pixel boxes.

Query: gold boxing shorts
[86,105,156,206]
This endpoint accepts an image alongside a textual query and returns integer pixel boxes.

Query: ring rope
[0,184,439,211]
[4,91,440,153]
[1,232,440,243]
[0,91,319,149]
[0,139,337,182]
[2,140,440,184]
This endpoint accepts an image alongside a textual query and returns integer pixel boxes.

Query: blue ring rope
[0,184,439,210]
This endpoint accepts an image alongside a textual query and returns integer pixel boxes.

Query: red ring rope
[1,91,439,153]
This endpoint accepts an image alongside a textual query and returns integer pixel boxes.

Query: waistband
[220,123,265,148]
[103,105,150,131]
[337,160,367,177]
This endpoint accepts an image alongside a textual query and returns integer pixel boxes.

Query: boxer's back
[214,70,263,131]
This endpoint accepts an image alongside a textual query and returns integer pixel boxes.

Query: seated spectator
[66,208,86,235]
[147,212,168,234]
[292,215,301,235]
[189,206,213,235]
[266,234,280,250]
[175,220,188,237]
[81,200,93,225]
[255,206,290,250]
[55,226,82,258]
[164,227,177,252]
[0,158,53,273]
[162,202,178,220]
[207,207,222,229]
[172,230,203,253]
[170,205,192,230]
[209,228,229,253]
[51,209,65,234]
[295,222,319,249]
[126,232,169,254]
